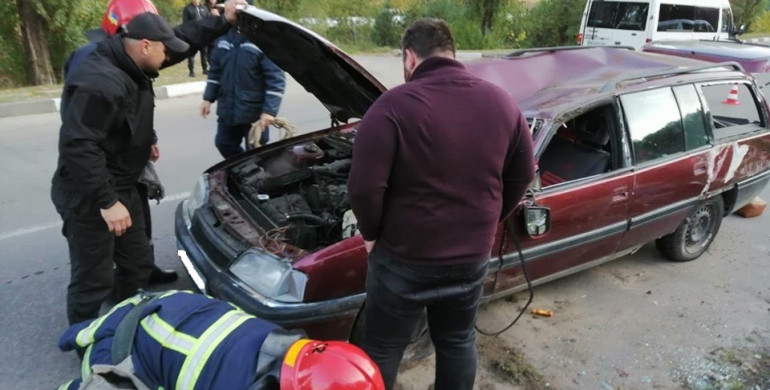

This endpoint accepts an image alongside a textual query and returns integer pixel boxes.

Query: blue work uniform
[57,290,299,390]
[204,27,286,157]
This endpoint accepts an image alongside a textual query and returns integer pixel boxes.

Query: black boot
[150,265,178,284]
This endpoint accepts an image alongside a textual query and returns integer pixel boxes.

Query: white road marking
[0,191,190,242]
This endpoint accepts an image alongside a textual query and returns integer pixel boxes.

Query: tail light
[577,33,583,45]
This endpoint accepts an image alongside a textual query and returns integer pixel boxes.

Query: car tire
[349,305,434,361]
[656,196,724,262]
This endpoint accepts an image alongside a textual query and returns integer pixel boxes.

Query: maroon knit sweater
[348,57,535,265]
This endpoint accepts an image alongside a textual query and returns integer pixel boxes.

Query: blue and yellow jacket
[58,290,290,390]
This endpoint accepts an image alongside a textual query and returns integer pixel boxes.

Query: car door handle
[612,187,629,202]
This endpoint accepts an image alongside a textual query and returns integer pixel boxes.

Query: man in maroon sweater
[348,18,535,390]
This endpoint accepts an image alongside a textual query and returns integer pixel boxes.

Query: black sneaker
[189,71,195,77]
[150,265,178,284]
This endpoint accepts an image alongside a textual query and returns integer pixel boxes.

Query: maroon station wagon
[175,8,770,354]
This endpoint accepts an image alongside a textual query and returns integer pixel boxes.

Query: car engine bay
[228,133,358,251]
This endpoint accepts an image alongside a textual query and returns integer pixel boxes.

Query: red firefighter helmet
[280,339,385,390]
[86,0,159,41]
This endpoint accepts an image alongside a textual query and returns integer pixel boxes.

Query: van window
[658,4,719,32]
[587,1,649,31]
[721,8,733,34]
[621,88,685,164]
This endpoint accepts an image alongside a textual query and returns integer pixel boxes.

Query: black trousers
[52,187,153,325]
[360,246,488,390]
[187,47,208,73]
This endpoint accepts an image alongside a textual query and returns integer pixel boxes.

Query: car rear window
[587,1,649,31]
[700,83,764,140]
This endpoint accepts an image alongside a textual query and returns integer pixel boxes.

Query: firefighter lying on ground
[58,290,384,390]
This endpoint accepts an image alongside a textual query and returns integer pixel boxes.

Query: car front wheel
[656,196,724,262]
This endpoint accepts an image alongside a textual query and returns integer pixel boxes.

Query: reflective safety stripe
[76,295,144,347]
[175,311,252,390]
[241,42,262,54]
[266,91,284,98]
[141,313,197,355]
[81,344,93,379]
[57,380,74,390]
[207,80,220,85]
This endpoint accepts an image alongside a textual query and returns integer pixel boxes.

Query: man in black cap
[51,3,245,326]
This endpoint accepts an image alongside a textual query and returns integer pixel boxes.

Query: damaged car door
[490,101,635,296]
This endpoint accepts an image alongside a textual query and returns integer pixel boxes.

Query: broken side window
[538,104,617,187]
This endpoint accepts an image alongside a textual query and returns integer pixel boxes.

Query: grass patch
[740,32,770,40]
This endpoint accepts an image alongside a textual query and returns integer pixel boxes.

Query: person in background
[57,290,385,390]
[52,0,247,326]
[200,15,286,158]
[182,0,210,77]
[347,18,535,390]
[204,0,221,63]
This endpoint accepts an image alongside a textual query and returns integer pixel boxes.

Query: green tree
[732,0,766,30]
[523,0,584,48]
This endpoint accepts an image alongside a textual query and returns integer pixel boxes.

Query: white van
[578,0,738,50]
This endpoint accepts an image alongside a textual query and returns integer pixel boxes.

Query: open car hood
[237,7,387,122]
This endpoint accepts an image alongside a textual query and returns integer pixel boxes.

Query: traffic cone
[723,84,740,105]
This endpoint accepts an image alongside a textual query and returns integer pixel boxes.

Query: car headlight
[229,248,307,303]
[185,173,209,222]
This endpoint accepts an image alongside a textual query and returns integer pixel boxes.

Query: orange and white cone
[723,84,740,105]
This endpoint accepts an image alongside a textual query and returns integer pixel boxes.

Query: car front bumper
[174,200,364,334]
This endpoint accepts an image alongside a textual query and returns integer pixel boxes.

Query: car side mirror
[734,24,746,36]
[523,205,550,237]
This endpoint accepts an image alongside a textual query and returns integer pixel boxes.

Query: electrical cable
[475,219,534,337]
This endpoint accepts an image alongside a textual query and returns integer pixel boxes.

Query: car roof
[466,46,747,120]
[644,40,770,60]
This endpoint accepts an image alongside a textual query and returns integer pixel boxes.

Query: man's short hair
[401,18,455,59]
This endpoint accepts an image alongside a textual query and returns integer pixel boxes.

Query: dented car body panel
[174,8,770,342]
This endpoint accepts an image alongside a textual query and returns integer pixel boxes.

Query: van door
[582,0,651,49]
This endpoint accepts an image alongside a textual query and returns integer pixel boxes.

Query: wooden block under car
[736,196,767,218]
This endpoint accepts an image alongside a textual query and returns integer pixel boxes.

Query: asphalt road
[1,56,768,389]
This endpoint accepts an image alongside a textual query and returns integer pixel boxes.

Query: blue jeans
[360,246,488,390]
[215,122,269,159]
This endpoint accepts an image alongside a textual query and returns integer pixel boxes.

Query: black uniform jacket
[52,15,232,210]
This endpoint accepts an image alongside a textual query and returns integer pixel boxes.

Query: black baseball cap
[123,12,189,53]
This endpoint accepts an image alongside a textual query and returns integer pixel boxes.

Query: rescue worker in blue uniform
[58,290,385,390]
[200,20,286,157]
